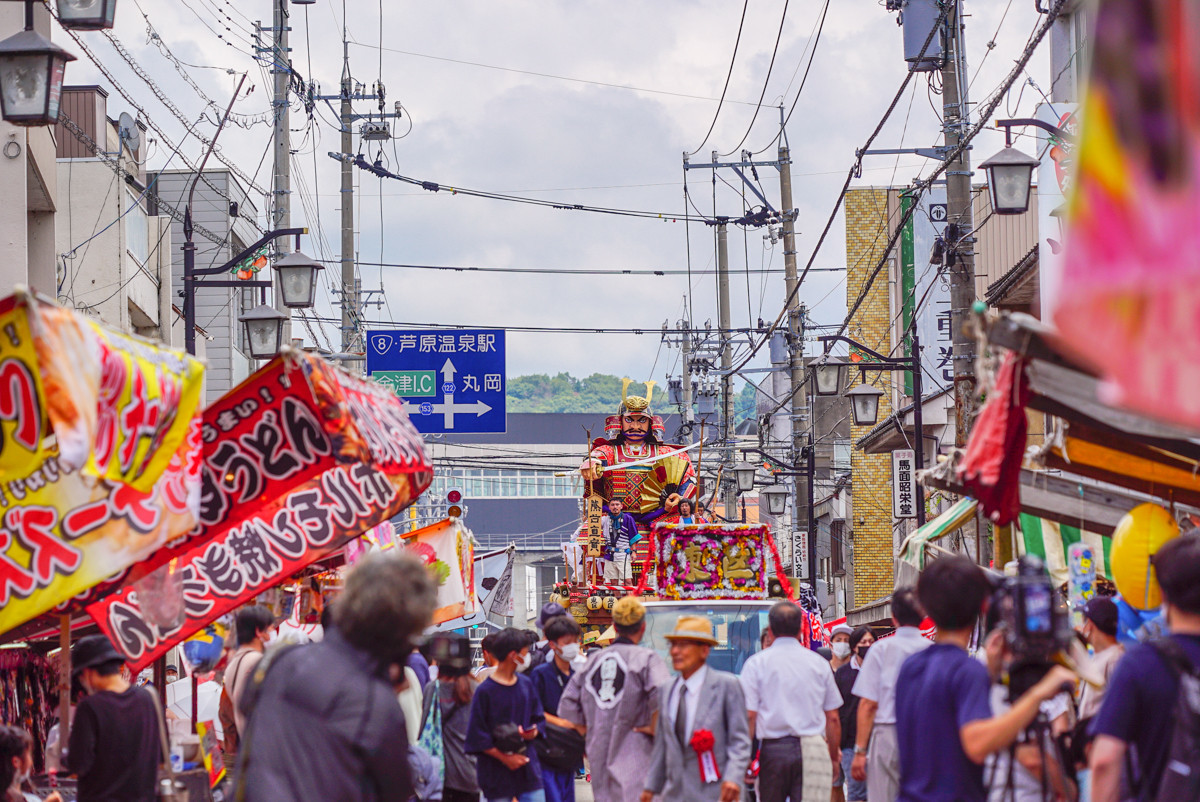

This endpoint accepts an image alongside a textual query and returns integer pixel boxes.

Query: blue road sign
[365,329,507,434]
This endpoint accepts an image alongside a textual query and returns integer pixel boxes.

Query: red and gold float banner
[88,352,432,671]
[0,292,203,636]
[651,523,770,601]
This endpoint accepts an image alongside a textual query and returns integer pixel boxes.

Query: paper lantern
[586,595,603,611]
[603,596,616,611]
[1110,503,1179,610]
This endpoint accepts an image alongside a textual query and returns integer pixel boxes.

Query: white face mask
[559,643,580,661]
[517,653,533,671]
[831,642,851,659]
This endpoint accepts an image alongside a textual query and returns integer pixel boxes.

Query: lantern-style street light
[0,1,75,126]
[733,461,757,494]
[812,355,849,396]
[979,146,1040,215]
[55,0,117,29]
[847,383,885,427]
[239,304,288,360]
[272,250,323,308]
[760,485,789,517]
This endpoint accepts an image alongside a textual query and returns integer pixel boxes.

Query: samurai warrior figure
[580,380,698,576]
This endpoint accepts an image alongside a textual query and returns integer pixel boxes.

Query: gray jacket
[644,667,752,801]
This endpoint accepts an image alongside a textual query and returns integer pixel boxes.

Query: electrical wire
[752,0,830,155]
[316,259,842,276]
[689,0,750,156]
[720,0,789,157]
[340,155,719,224]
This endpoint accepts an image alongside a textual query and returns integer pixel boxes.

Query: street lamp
[760,485,789,517]
[811,356,849,396]
[847,383,884,427]
[55,0,117,29]
[239,304,288,360]
[272,250,323,308]
[0,1,75,127]
[733,461,757,493]
[979,146,1040,215]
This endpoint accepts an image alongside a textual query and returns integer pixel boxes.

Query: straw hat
[663,615,719,646]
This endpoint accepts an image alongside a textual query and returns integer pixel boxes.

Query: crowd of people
[7,532,1197,802]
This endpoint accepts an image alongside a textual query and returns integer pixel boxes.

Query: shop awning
[897,497,979,574]
[1016,513,1112,586]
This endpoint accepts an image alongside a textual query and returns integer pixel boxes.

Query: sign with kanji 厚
[893,449,917,519]
[365,329,506,434]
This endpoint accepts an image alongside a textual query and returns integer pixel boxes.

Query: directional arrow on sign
[441,358,457,383]
[403,399,493,429]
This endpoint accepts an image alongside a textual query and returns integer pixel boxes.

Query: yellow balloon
[1110,502,1180,610]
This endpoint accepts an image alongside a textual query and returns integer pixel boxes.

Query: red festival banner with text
[87,352,433,671]
[0,293,203,636]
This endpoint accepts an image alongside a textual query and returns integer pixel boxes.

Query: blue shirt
[1091,634,1200,800]
[464,674,545,799]
[895,643,992,802]
[531,659,573,716]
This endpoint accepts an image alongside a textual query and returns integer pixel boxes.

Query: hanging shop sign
[893,449,917,519]
[0,293,203,636]
[87,352,433,672]
[652,523,770,601]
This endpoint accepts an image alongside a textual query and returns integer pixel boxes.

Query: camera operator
[981,629,1076,802]
[895,556,1077,802]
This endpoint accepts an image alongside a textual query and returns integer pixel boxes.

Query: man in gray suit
[641,615,752,802]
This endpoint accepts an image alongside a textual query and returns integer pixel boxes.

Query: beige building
[54,86,177,345]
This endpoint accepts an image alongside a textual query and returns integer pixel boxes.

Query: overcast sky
[60,0,1048,384]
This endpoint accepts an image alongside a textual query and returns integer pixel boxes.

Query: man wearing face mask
[850,588,929,802]
[830,625,854,671]
[834,628,874,802]
[532,616,585,802]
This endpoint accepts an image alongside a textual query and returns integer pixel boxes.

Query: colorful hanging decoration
[1053,0,1200,430]
[651,523,769,601]
[233,247,269,281]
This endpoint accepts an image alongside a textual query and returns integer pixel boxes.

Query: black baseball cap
[70,635,124,677]
[1083,597,1119,636]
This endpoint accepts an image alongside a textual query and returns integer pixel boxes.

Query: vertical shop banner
[87,353,433,672]
[893,450,917,519]
[1055,1,1200,429]
[898,187,952,392]
[0,294,203,636]
[434,545,514,631]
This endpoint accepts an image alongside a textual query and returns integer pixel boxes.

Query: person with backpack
[530,616,585,802]
[237,554,438,802]
[422,634,481,802]
[1091,532,1200,801]
[528,604,568,672]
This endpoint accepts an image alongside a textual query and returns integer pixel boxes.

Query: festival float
[555,381,823,656]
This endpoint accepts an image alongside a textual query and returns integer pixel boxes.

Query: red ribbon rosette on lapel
[690,728,721,783]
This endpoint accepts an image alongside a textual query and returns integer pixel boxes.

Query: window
[831,520,846,574]
[525,565,538,616]
[124,188,149,266]
[426,467,579,499]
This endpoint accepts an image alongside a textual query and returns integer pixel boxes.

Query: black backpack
[1148,638,1200,802]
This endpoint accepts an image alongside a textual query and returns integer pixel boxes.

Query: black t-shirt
[68,685,161,802]
[834,662,860,749]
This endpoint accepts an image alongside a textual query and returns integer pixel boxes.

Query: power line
[321,259,844,276]
[689,0,750,156]
[730,0,953,375]
[338,154,722,224]
[310,317,841,336]
[345,39,767,108]
[753,0,831,154]
[720,0,789,157]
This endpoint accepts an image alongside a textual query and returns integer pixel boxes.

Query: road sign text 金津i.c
[365,328,507,434]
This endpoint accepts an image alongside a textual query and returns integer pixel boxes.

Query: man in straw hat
[560,596,669,802]
[642,616,751,802]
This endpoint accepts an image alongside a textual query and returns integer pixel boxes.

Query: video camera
[420,631,474,677]
[988,554,1072,700]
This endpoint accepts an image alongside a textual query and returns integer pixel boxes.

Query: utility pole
[778,136,809,541]
[942,1,976,448]
[681,307,693,435]
[716,214,737,521]
[270,0,291,327]
[340,41,357,365]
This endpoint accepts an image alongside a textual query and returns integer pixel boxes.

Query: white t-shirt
[851,627,932,724]
[740,637,843,737]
